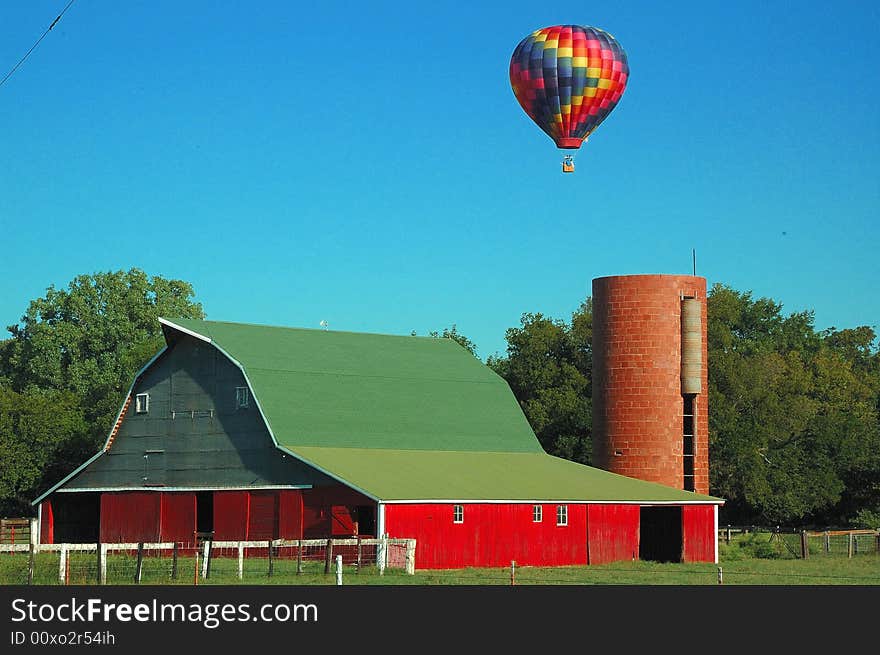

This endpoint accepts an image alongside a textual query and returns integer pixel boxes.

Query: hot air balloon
[509,25,629,173]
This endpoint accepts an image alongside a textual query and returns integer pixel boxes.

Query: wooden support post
[95,541,102,585]
[848,533,854,559]
[324,538,333,575]
[336,554,343,586]
[510,560,516,586]
[378,533,387,575]
[171,543,179,580]
[800,531,809,559]
[193,547,199,585]
[824,532,830,553]
[268,540,275,577]
[59,545,67,585]
[135,542,144,583]
[27,543,35,585]
[717,567,723,585]
[356,534,362,573]
[296,539,303,575]
[238,541,244,580]
[405,540,416,575]
[202,540,211,579]
[100,544,108,585]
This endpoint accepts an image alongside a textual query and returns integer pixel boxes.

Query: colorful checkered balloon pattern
[510,25,629,149]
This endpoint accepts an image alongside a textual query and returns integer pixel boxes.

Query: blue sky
[1,1,877,359]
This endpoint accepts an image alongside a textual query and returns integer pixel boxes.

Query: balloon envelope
[509,25,629,149]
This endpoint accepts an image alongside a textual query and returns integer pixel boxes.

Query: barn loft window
[556,505,568,526]
[453,505,463,524]
[533,505,542,522]
[135,393,149,414]
[235,386,249,409]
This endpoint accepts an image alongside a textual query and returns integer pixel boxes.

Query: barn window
[533,505,542,522]
[135,393,149,414]
[453,505,463,524]
[235,386,249,409]
[556,505,568,526]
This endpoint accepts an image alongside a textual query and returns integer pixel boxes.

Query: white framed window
[533,505,542,523]
[235,386,249,409]
[453,505,463,524]
[135,393,149,414]
[556,505,568,526]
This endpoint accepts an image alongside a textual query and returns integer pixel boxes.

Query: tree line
[1,269,877,529]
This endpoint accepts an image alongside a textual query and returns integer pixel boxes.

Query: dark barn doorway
[196,492,214,535]
[53,493,100,543]
[639,506,682,562]
[355,505,376,536]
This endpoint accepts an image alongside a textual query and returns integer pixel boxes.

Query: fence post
[726,525,731,543]
[268,540,275,577]
[324,538,333,575]
[510,560,516,586]
[800,531,809,559]
[405,540,415,575]
[171,543,179,580]
[135,542,144,583]
[824,531,830,553]
[876,532,880,555]
[95,541,102,585]
[237,541,244,580]
[59,544,67,584]
[378,533,387,575]
[296,539,303,575]
[336,554,343,586]
[193,547,199,586]
[202,540,211,579]
[356,534,362,573]
[100,544,108,585]
[717,567,723,585]
[27,542,35,585]
[848,533,854,559]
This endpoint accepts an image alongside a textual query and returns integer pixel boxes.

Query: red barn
[34,315,723,568]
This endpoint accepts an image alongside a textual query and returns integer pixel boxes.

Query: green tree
[707,284,880,526]
[0,387,87,516]
[488,300,592,464]
[428,324,479,357]
[1,268,205,510]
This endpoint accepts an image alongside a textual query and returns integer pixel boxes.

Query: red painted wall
[587,504,640,564]
[213,491,249,540]
[248,492,278,540]
[40,500,54,544]
[100,493,160,542]
[278,490,303,539]
[302,486,373,538]
[682,505,716,562]
[384,503,588,569]
[160,493,196,542]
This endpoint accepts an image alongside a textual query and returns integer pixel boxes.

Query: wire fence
[0,537,416,585]
[719,526,880,560]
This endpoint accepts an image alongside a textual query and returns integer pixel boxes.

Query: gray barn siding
[58,334,335,490]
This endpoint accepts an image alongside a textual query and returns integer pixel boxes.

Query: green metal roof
[292,447,720,502]
[161,318,722,504]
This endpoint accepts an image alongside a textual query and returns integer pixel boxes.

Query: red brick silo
[592,274,709,494]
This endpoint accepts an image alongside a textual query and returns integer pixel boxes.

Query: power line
[0,0,77,90]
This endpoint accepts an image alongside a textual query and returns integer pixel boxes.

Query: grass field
[1,532,878,586]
